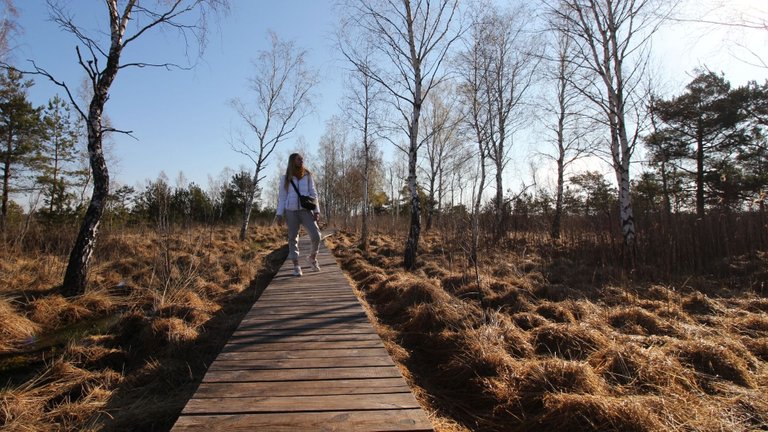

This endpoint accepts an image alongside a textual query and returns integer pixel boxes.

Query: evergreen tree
[38,95,80,219]
[0,68,43,231]
[649,71,750,216]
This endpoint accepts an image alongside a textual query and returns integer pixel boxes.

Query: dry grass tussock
[328,230,768,432]
[1,224,285,431]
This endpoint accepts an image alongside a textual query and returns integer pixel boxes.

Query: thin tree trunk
[239,166,262,241]
[62,1,125,296]
[471,156,486,264]
[239,198,254,241]
[62,110,109,296]
[552,155,565,240]
[404,137,421,269]
[495,159,504,241]
[360,92,370,250]
[661,161,671,219]
[696,124,705,218]
[1,130,10,232]
[403,1,422,270]
[426,174,435,231]
[361,137,370,250]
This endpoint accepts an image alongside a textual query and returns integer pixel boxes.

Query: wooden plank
[221,339,386,352]
[252,299,356,307]
[172,409,433,432]
[190,378,410,398]
[202,366,404,383]
[226,333,382,343]
[207,356,395,371]
[235,322,373,331]
[243,310,366,318]
[181,392,422,414]
[258,292,358,300]
[235,320,371,330]
[231,326,375,337]
[246,304,365,313]
[216,347,390,360]
[234,322,375,331]
[171,237,433,432]
[238,316,369,325]
[260,286,357,293]
[245,309,366,318]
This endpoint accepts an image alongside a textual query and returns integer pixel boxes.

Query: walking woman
[275,152,322,276]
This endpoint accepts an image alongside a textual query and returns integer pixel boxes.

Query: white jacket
[276,174,320,216]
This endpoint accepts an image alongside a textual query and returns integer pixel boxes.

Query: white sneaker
[292,265,303,276]
[307,257,321,272]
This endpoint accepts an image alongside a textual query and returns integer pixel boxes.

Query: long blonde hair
[284,153,311,190]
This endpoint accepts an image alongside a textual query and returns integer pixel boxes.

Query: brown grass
[4,224,768,431]
[328,229,768,432]
[0,297,40,352]
[1,224,285,431]
[607,306,679,336]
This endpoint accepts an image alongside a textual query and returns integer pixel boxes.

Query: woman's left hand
[313,212,320,222]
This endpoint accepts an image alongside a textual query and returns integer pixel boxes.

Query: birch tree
[476,1,539,242]
[231,31,317,241]
[0,0,18,62]
[22,0,228,296]
[342,48,385,250]
[549,0,676,248]
[340,0,462,269]
[455,14,491,263]
[317,115,351,225]
[419,86,461,231]
[539,24,592,239]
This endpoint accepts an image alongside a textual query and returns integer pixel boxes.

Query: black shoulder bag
[290,178,318,211]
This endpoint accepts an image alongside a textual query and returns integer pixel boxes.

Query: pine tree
[650,71,750,216]
[38,95,80,220]
[0,68,43,231]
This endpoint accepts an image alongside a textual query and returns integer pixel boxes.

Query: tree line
[330,0,767,270]
[2,0,767,297]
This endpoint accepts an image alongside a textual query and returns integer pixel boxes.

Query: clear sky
[15,1,345,190]
[11,0,768,194]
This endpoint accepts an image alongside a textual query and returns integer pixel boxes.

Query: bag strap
[289,178,302,196]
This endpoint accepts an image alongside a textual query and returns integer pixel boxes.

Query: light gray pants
[285,209,321,262]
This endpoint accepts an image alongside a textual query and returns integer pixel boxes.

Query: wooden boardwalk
[171,236,433,431]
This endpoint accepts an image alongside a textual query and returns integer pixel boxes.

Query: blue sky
[15,1,344,190]
[11,1,768,195]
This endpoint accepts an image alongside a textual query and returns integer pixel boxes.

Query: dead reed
[1,224,284,431]
[329,229,768,432]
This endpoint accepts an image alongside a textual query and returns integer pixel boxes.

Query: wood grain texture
[171,235,433,431]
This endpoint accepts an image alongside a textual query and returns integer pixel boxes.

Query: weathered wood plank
[234,320,372,330]
[250,294,361,301]
[202,366,404,383]
[231,326,376,337]
[181,392,422,414]
[207,356,395,371]
[246,304,365,314]
[190,378,410,398]
[221,339,386,352]
[235,322,373,330]
[172,409,433,432]
[216,347,390,360]
[226,333,382,343]
[171,237,433,431]
[240,314,370,326]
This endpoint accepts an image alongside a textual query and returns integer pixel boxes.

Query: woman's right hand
[275,215,284,226]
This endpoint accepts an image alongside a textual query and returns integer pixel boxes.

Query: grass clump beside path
[1,225,285,431]
[327,230,768,432]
